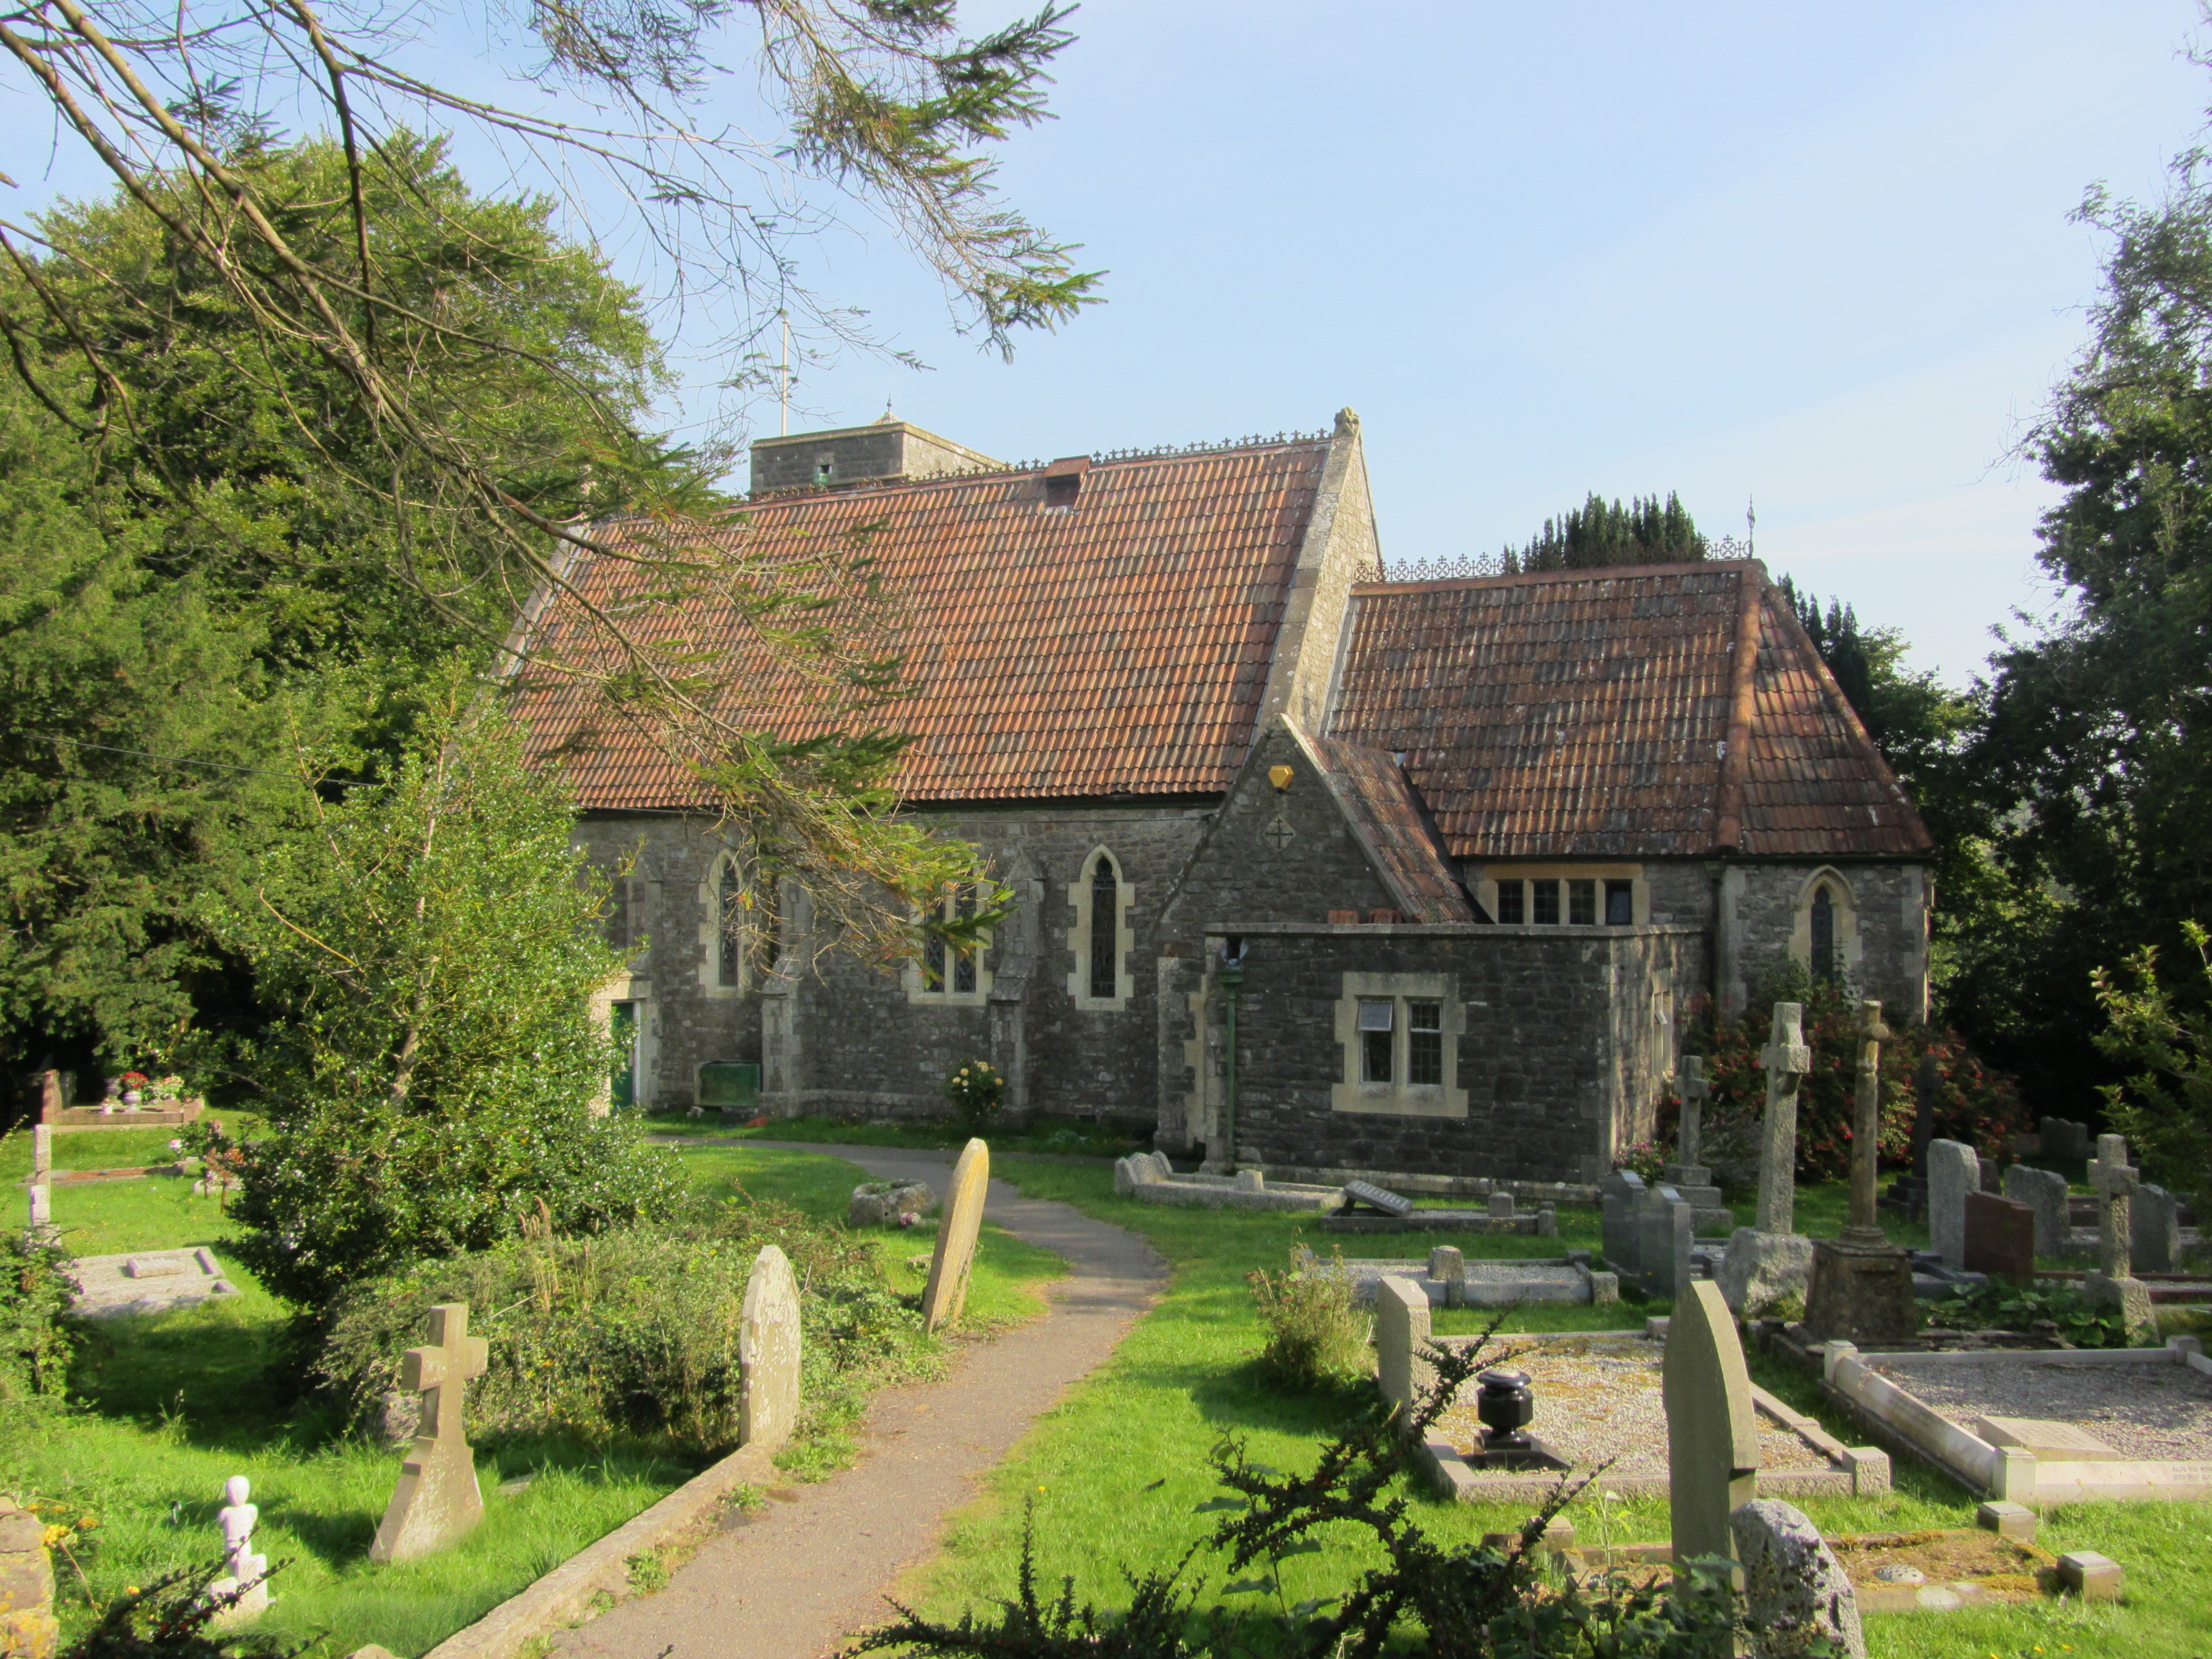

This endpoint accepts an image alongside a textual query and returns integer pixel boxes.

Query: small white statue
[208,1476,270,1625]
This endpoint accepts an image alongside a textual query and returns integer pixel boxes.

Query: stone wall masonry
[1721,862,1928,1025]
[1187,922,1706,1185]
[577,802,1213,1118]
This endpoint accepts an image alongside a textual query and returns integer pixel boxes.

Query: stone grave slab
[921,1138,990,1331]
[66,1247,238,1318]
[1119,1154,1340,1213]
[1343,1257,1610,1308]
[1412,1327,1886,1505]
[1343,1178,1412,1217]
[1971,1415,2121,1462]
[1822,1339,2212,1504]
[738,1244,802,1450]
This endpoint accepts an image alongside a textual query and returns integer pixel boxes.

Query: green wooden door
[610,1001,638,1110]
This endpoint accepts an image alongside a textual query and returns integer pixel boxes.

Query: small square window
[1495,879,1525,924]
[1605,880,1634,926]
[1358,999,1394,1082]
[1531,880,1559,925]
[1568,880,1596,926]
[1407,1000,1443,1085]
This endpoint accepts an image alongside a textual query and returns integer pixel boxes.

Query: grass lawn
[888,1155,2212,1659]
[14,1137,1065,1658]
[639,1109,1151,1159]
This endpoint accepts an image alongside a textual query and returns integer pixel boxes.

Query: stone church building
[515,411,1932,1185]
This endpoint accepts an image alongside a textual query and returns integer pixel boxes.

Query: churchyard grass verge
[640,1111,1151,1159]
[12,1143,1064,1656]
[894,1157,2212,1658]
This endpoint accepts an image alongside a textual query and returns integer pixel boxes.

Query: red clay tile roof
[1328,561,1929,860]
[516,440,1330,808]
[1305,732,1477,922]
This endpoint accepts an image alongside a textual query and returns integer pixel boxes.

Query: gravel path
[1871,1355,2212,1461]
[1433,1335,1829,1479]
[549,1144,1165,1659]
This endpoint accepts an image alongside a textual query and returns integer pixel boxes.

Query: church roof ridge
[744,427,1332,502]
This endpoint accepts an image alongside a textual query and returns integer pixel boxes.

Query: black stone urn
[1475,1368,1535,1452]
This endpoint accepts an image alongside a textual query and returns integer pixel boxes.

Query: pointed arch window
[1811,884,1837,984]
[718,860,744,988]
[916,884,986,1000]
[1088,855,1119,1000]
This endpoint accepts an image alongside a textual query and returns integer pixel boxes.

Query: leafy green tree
[1953,109,2212,1117]
[2094,925,2212,1211]
[212,692,682,1310]
[1501,491,1707,571]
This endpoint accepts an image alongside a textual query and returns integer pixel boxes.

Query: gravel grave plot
[1433,1335,1829,1479]
[1871,1356,2212,1462]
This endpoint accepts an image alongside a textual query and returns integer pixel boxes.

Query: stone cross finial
[1676,1056,1709,1170]
[2088,1134,2140,1281]
[369,1302,490,1563]
[1844,1000,1891,1242]
[1756,1003,1812,1234]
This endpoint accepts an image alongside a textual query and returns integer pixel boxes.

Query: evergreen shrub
[317,1198,928,1457]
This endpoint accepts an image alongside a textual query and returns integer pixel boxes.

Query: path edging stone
[416,1440,778,1659]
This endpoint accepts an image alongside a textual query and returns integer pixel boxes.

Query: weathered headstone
[1926,1139,1980,1271]
[847,1181,933,1228]
[1342,1178,1413,1217]
[1717,1228,1815,1316]
[1600,1168,1645,1275]
[1486,1190,1516,1221]
[369,1302,489,1563]
[2134,1182,2180,1275]
[1635,1184,1694,1301]
[28,1127,49,1180]
[24,1186,49,1234]
[2039,1117,2091,1163]
[1807,1003,1919,1344]
[1428,1245,1465,1308]
[35,1071,66,1124]
[1756,1003,1813,1234]
[2085,1134,2156,1340]
[1374,1275,1433,1421]
[1665,1280,1759,1569]
[738,1244,802,1451]
[1729,1499,1867,1659]
[2001,1164,2070,1261]
[1235,1169,1266,1193]
[1672,1055,1709,1173]
[921,1137,990,1332]
[0,1495,58,1659]
[1962,1191,2036,1286]
[207,1475,270,1628]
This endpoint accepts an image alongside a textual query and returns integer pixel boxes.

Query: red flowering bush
[1679,969,2025,1185]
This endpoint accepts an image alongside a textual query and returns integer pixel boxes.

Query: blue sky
[6,2,2209,684]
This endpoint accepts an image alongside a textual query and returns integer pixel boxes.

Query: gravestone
[369,1302,489,1563]
[738,1244,801,1451]
[1806,1003,1918,1344]
[2134,1183,2180,1275]
[2085,1134,2156,1341]
[1487,1191,1516,1220]
[1634,1184,1694,1301]
[1235,1170,1266,1193]
[0,1495,58,1659]
[848,1181,933,1228]
[1926,1139,1980,1271]
[35,1071,67,1124]
[25,1185,49,1234]
[2001,1164,2070,1261]
[1718,1005,1816,1313]
[2039,1117,2091,1162]
[1665,1280,1759,1568]
[207,1475,270,1628]
[1342,1179,1413,1217]
[1374,1275,1433,1421]
[1600,1168,1646,1275]
[1662,1056,1733,1234]
[1729,1499,1867,1659]
[921,1138,990,1332]
[1756,1003,1812,1234]
[29,1126,49,1179]
[1961,1192,2036,1286]
[1428,1246,1465,1308]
